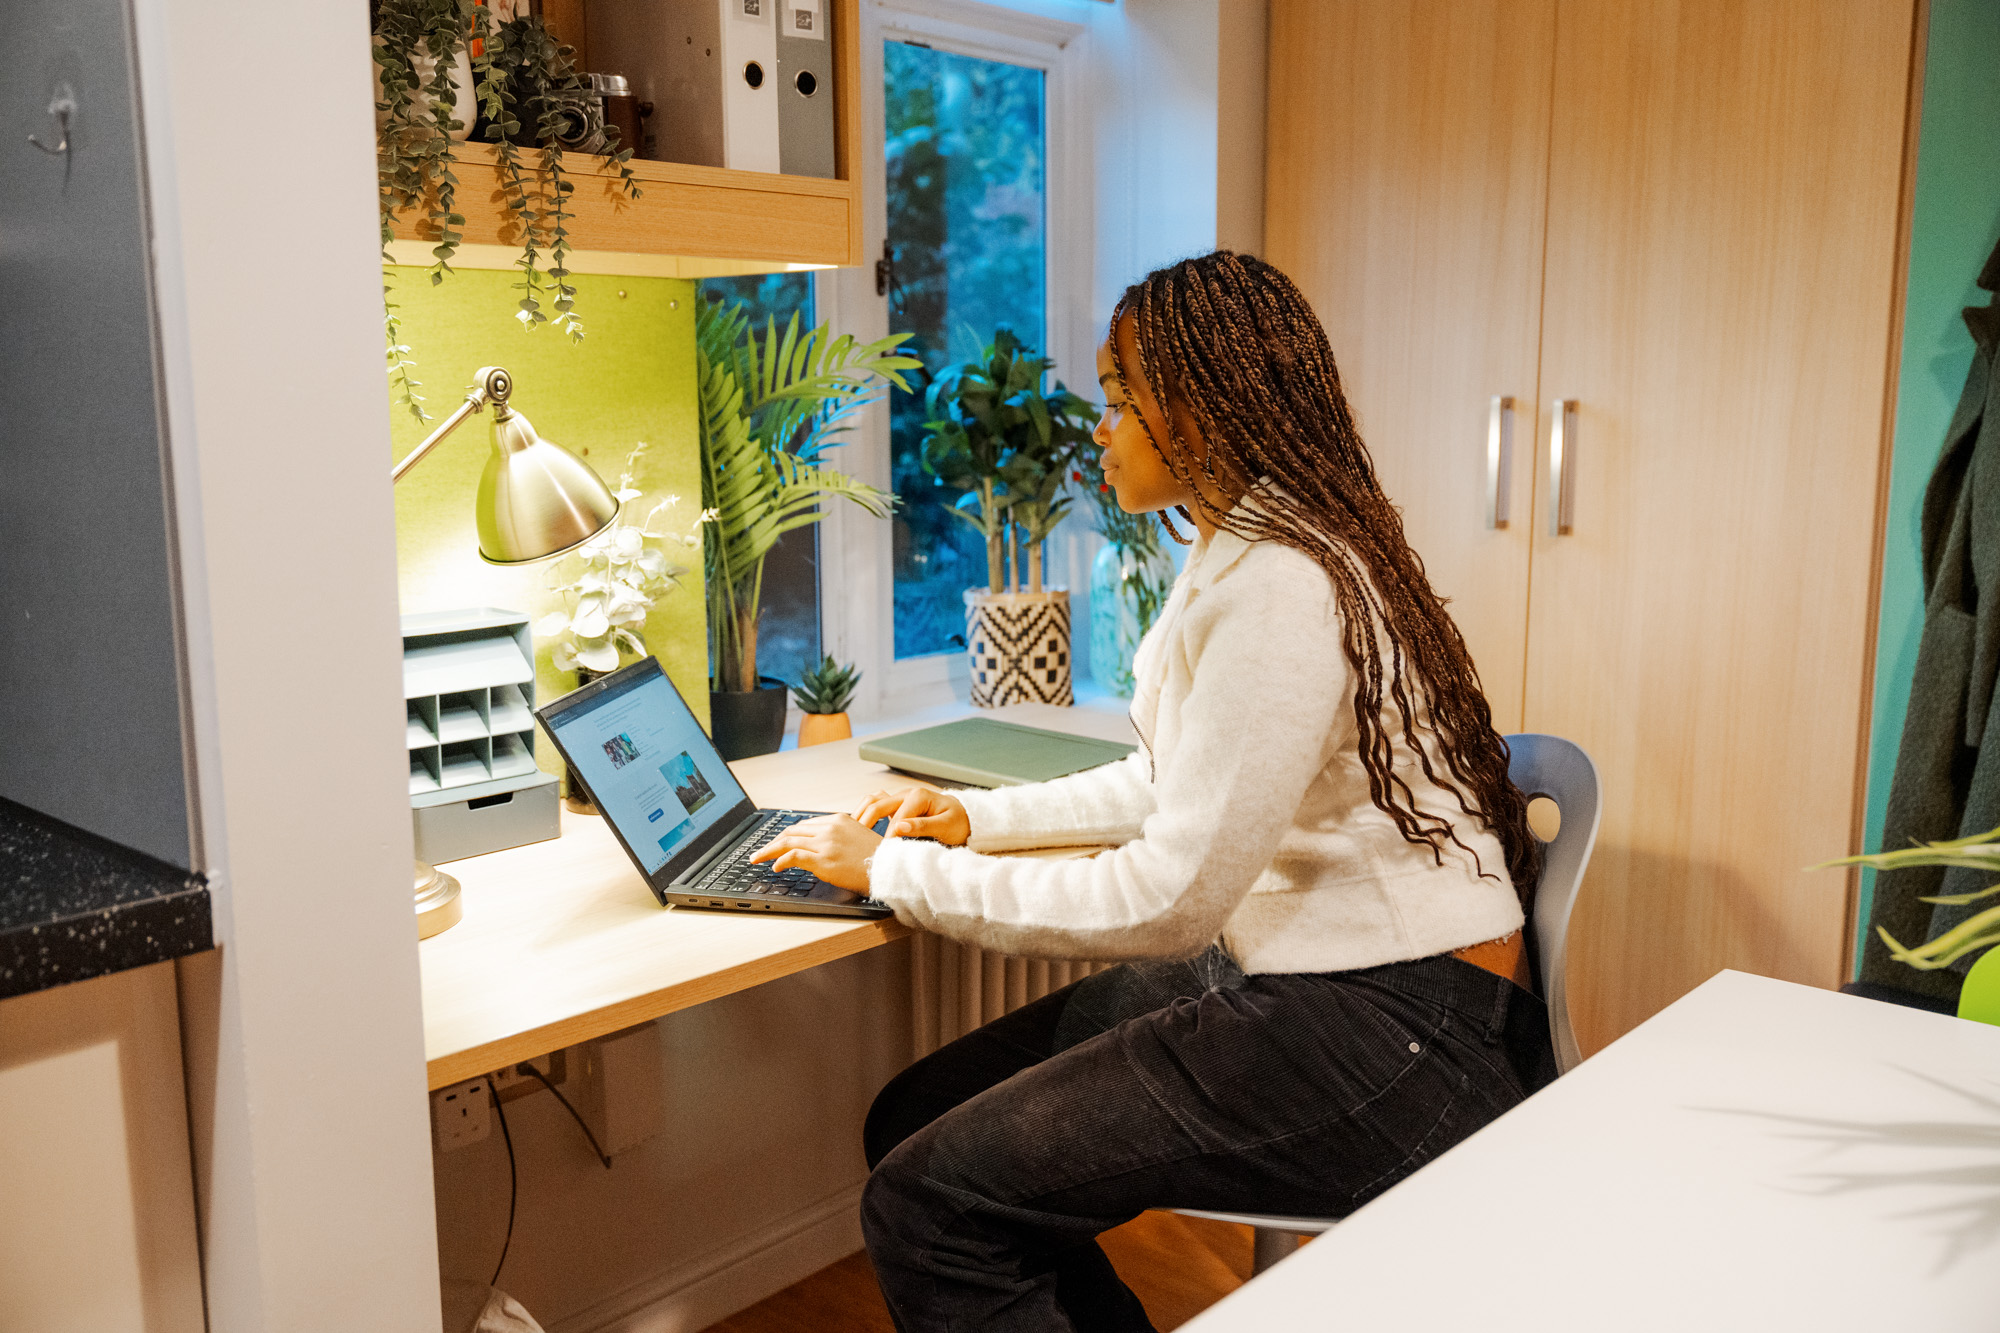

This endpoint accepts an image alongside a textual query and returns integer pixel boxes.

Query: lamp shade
[474,409,621,564]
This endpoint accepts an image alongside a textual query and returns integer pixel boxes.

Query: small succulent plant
[791,655,861,716]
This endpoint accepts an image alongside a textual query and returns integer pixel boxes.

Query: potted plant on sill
[920,329,1100,708]
[792,655,862,748]
[698,300,918,759]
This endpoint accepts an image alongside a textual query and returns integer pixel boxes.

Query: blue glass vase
[1088,542,1176,699]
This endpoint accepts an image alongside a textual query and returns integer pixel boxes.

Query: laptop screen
[541,661,751,877]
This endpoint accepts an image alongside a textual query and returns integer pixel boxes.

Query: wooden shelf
[387,144,862,276]
[387,0,864,279]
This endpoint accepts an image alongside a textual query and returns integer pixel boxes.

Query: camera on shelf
[539,86,609,155]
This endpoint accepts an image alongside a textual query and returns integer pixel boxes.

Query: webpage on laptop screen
[553,672,749,874]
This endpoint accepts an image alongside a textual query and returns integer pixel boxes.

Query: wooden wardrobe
[1266,0,1920,1053]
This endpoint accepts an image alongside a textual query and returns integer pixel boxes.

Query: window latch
[875,240,904,313]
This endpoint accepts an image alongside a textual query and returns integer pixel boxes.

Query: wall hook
[28,84,76,161]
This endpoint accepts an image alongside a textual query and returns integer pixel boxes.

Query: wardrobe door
[1265,0,1555,731]
[1525,0,1916,1051]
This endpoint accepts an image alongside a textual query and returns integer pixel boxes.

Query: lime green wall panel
[385,267,708,775]
[1859,0,2000,966]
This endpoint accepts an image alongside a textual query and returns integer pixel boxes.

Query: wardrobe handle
[1485,396,1514,529]
[1549,399,1578,536]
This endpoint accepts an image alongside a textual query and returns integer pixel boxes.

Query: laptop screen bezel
[533,657,758,889]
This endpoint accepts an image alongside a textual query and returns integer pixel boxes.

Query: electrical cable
[486,1074,517,1289]
[522,1063,614,1169]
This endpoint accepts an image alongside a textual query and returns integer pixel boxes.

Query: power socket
[432,1077,491,1152]
[488,1049,567,1104]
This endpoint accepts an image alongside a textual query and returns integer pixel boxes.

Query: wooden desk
[419,701,1134,1090]
[1184,971,2000,1331]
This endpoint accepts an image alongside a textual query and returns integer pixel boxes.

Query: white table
[1186,971,2000,1331]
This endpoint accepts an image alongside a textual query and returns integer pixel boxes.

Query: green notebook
[858,718,1137,788]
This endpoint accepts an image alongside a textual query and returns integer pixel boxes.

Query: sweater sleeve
[867,559,1350,960]
[950,749,1157,853]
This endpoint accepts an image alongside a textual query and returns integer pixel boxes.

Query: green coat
[1865,236,2000,1000]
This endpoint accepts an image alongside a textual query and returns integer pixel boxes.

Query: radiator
[909,932,1112,1060]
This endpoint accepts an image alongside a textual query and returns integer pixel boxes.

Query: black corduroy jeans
[860,947,1556,1332]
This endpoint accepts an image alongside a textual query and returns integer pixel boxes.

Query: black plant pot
[709,678,790,761]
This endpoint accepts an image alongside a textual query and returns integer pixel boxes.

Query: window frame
[814,0,1094,722]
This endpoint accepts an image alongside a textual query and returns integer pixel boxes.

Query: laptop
[534,657,892,919]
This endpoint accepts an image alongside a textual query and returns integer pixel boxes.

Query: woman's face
[1093,319,1198,515]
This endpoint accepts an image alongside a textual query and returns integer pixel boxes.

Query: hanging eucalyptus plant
[374,0,641,423]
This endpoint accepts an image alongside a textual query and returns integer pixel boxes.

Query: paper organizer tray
[402,609,559,865]
[407,684,539,795]
[403,611,546,799]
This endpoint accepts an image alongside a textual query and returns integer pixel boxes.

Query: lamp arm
[389,366,514,485]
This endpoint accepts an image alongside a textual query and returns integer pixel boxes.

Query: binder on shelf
[777,0,836,178]
[586,0,780,174]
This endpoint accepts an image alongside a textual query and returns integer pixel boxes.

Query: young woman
[751,251,1554,1332]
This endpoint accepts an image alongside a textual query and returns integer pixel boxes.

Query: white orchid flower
[576,635,622,674]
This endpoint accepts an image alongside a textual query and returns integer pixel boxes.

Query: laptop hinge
[671,807,768,885]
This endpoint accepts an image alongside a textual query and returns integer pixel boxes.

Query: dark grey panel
[2,0,192,869]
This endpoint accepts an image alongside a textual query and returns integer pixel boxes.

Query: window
[883,42,1048,660]
[811,2,1088,715]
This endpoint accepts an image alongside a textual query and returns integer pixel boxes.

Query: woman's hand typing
[748,814,883,891]
[854,787,971,847]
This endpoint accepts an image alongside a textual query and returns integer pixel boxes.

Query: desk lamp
[394,366,620,937]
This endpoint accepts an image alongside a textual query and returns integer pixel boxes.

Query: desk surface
[1185,971,2000,1331]
[420,701,1134,1089]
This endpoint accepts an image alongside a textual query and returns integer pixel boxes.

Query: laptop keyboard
[692,812,826,898]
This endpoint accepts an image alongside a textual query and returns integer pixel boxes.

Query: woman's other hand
[854,787,971,846]
[750,815,882,891]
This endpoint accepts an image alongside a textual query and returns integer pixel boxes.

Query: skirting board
[547,1180,868,1333]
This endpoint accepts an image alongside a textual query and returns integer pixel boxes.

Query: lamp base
[415,859,463,939]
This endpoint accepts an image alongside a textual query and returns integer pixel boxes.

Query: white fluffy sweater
[867,526,1524,975]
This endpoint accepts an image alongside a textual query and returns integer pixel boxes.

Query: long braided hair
[1110,251,1541,905]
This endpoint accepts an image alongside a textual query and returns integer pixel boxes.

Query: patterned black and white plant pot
[964,589,1073,708]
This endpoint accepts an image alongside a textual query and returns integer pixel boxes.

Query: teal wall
[1859,0,2000,967]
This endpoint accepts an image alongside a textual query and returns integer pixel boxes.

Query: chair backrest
[1504,734,1601,1075]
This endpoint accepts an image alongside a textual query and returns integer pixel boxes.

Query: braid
[1111,251,1541,906]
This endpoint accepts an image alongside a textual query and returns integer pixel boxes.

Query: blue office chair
[1167,733,1602,1274]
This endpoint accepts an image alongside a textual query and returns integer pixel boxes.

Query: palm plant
[920,329,1100,594]
[697,301,920,693]
[1816,825,2000,969]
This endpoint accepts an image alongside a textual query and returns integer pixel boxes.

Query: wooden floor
[700,1212,1258,1332]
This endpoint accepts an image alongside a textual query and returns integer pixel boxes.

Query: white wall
[134,0,444,1328]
